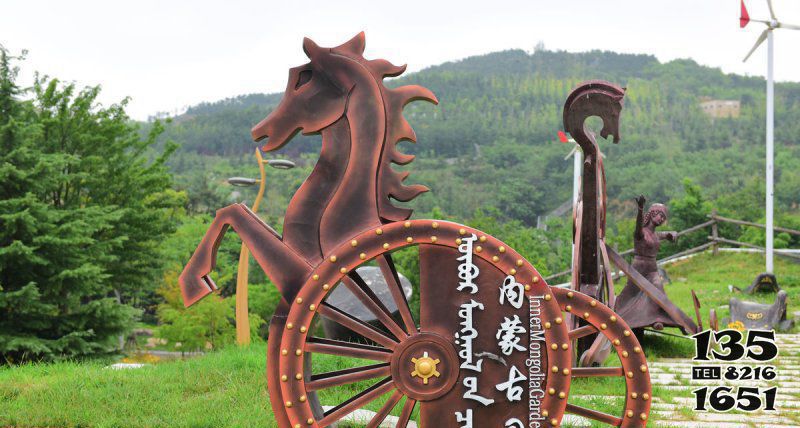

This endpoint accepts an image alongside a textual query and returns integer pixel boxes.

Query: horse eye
[295,69,312,90]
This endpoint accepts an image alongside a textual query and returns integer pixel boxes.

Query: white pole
[571,143,581,267]
[766,30,775,273]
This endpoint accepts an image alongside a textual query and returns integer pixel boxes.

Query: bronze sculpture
[179,33,651,427]
[614,196,682,334]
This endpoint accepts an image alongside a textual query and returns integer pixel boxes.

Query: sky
[3,0,800,121]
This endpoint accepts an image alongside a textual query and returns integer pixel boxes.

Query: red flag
[557,131,569,143]
[740,0,750,28]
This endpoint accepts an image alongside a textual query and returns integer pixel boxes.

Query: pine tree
[0,48,181,363]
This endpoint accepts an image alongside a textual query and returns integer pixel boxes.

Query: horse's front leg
[179,203,312,307]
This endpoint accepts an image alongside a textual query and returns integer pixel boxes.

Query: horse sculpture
[180,33,652,428]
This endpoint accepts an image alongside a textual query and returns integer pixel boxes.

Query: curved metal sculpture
[180,33,651,427]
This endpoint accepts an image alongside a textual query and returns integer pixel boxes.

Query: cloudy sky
[3,0,800,120]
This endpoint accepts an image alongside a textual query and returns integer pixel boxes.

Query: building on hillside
[699,98,740,118]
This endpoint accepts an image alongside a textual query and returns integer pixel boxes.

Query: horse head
[251,33,371,151]
[563,80,626,152]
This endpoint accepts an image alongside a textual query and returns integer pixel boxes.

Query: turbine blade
[779,22,800,30]
[740,0,751,28]
[743,29,770,62]
[767,0,776,20]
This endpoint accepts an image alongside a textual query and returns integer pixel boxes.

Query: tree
[0,48,181,363]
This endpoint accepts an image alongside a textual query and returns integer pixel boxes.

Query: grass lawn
[1,252,798,427]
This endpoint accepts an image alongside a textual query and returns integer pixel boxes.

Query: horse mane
[333,33,439,222]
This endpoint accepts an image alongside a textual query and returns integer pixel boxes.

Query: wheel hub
[390,332,459,401]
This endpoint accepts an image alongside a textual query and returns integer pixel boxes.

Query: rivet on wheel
[533,276,540,283]
[544,322,552,329]
[583,312,590,319]
[640,365,648,373]
[360,253,366,260]
[309,304,316,311]
[562,343,569,350]
[286,323,293,330]
[286,401,292,408]
[281,375,288,382]
[626,410,633,418]
[640,413,647,421]
[404,221,411,228]
[624,330,631,337]
[350,239,358,247]
[613,339,621,346]
[294,424,300,428]
[590,300,597,307]
[281,349,288,356]
[339,267,347,274]
[524,284,530,291]
[622,351,629,357]
[542,410,549,417]
[329,255,337,263]
[475,245,482,252]
[634,346,641,353]
[600,323,607,330]
[383,243,390,249]
[544,294,552,301]
[322,284,330,290]
[299,326,307,333]
[299,395,306,402]
[551,366,559,373]
[643,393,650,400]
[312,274,319,281]
[610,316,617,323]
[516,259,524,266]
[499,246,506,253]
[479,235,487,242]
[562,368,570,375]
[548,388,555,395]
[550,419,558,427]
[295,373,302,380]
[567,291,574,298]
[459,228,466,235]
[432,222,439,229]
[551,344,558,350]
[627,371,634,378]
[431,236,438,243]
[558,391,565,399]
[376,228,383,235]
[555,317,563,324]
[296,297,303,304]
[456,238,463,245]
[492,256,499,262]
[565,305,572,312]
[631,392,638,399]
[307,419,313,425]
[509,268,517,275]
[406,237,413,243]
[295,349,302,356]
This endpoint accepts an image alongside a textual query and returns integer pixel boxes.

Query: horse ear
[303,37,322,59]
[334,32,366,56]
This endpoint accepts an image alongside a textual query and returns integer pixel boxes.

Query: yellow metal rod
[235,148,268,346]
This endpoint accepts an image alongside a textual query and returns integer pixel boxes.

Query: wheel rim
[270,220,644,427]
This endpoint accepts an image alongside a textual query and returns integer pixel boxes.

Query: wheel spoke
[565,403,623,426]
[305,337,392,361]
[568,324,598,341]
[318,377,395,427]
[377,253,417,334]
[307,363,391,391]
[318,302,399,349]
[570,367,624,377]
[395,397,417,428]
[344,272,410,340]
[366,390,404,428]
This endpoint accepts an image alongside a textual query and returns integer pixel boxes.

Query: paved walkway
[564,333,800,427]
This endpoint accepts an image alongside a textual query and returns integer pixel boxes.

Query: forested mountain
[158,48,800,229]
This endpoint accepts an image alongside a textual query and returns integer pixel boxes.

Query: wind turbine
[740,0,800,274]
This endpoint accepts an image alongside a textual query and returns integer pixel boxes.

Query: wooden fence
[544,210,800,282]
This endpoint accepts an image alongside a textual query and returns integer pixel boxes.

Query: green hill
[156,48,800,232]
